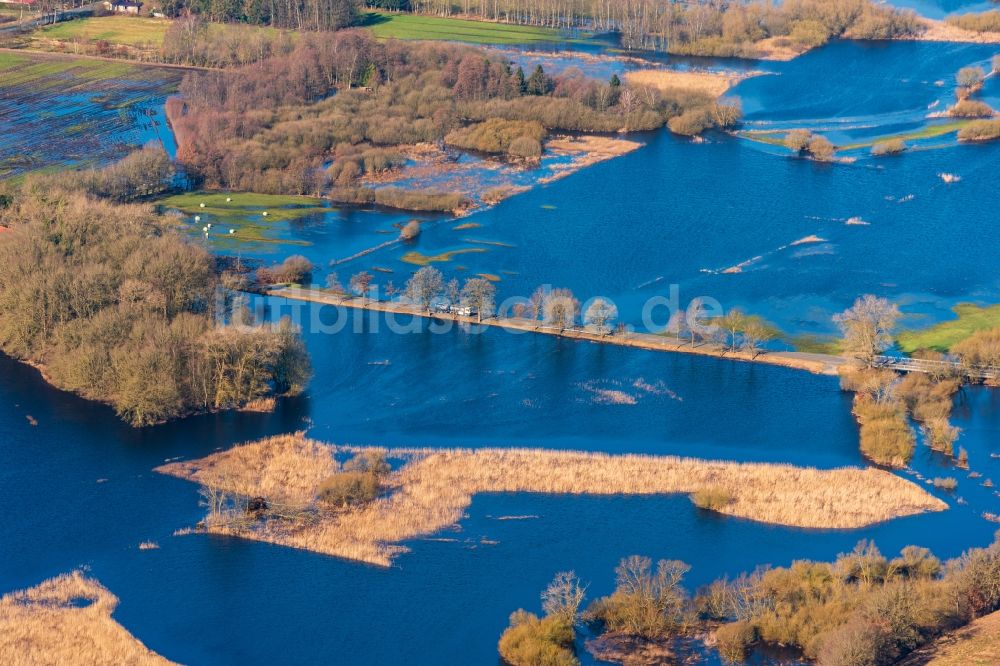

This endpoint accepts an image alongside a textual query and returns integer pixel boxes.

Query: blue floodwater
[2,37,1000,665]
[888,0,997,19]
[0,67,179,177]
[205,41,1000,342]
[1,306,999,665]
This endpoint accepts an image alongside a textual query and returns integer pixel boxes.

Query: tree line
[159,0,357,31]
[167,29,739,197]
[0,150,311,426]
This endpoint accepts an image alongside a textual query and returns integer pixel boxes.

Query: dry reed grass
[623,69,749,97]
[158,435,946,567]
[0,571,175,665]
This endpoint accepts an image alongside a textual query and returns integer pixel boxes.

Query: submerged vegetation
[158,434,945,566]
[0,152,311,426]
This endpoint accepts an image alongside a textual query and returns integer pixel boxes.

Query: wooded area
[0,151,311,426]
[167,29,737,195]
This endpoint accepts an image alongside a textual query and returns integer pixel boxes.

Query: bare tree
[405,266,444,312]
[584,298,618,335]
[957,65,986,90]
[741,316,776,358]
[834,295,900,366]
[541,571,587,624]
[720,309,748,351]
[460,278,496,323]
[325,272,344,294]
[529,286,547,320]
[609,555,690,638]
[445,278,461,306]
[542,288,580,330]
[349,271,373,304]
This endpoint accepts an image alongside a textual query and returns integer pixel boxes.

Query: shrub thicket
[445,119,546,158]
[946,10,1000,33]
[700,536,1000,665]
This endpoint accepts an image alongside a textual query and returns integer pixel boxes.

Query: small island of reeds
[158,434,947,567]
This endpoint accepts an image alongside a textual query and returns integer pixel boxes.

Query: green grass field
[360,11,575,45]
[897,303,1000,352]
[158,192,330,246]
[38,15,169,47]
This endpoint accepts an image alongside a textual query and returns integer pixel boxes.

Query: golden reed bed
[0,572,175,665]
[158,434,947,567]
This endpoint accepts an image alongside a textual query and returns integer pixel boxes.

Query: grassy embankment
[271,285,844,374]
[0,572,176,665]
[898,304,1000,353]
[158,434,945,567]
[359,10,580,45]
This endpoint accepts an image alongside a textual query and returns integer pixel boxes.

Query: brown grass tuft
[157,434,946,567]
[0,572,175,665]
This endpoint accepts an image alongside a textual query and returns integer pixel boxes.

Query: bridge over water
[874,355,999,381]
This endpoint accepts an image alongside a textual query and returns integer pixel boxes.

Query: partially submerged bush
[784,129,812,152]
[808,135,836,161]
[586,556,690,640]
[922,419,959,456]
[932,477,958,492]
[958,119,1000,143]
[953,328,1000,386]
[949,100,995,118]
[257,255,314,285]
[690,487,734,511]
[399,219,421,241]
[716,620,757,664]
[668,108,713,136]
[498,610,578,666]
[896,374,960,423]
[690,535,1000,666]
[853,398,915,467]
[871,138,908,156]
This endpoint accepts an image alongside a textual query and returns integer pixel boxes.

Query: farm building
[104,0,142,13]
